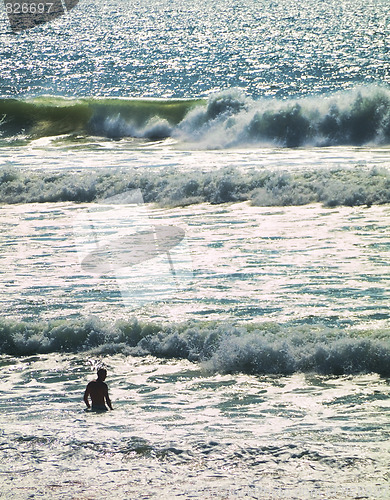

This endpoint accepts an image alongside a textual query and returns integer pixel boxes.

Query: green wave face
[88,98,204,128]
[0,98,92,138]
[0,97,204,139]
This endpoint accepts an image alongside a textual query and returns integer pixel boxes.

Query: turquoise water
[1,0,390,498]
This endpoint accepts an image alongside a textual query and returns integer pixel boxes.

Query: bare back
[86,380,108,406]
[84,379,112,410]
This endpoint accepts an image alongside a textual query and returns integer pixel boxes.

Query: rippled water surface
[1,199,390,325]
[1,0,390,98]
[1,0,390,498]
[1,353,390,499]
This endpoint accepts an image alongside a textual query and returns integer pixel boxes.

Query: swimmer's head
[97,368,107,381]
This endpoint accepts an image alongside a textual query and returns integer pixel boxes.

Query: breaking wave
[1,164,389,207]
[2,87,390,147]
[1,318,389,376]
[0,96,200,141]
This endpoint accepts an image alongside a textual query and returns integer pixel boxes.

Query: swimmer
[83,368,113,411]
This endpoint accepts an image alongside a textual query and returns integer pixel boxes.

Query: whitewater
[1,0,390,498]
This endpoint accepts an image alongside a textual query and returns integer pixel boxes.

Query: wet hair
[97,368,107,378]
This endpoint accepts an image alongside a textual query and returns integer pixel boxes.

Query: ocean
[1,0,390,498]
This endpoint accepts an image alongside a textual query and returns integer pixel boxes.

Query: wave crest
[1,318,390,377]
[1,165,389,208]
[2,87,390,147]
[176,87,390,147]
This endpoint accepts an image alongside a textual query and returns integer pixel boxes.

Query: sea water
[0,0,390,498]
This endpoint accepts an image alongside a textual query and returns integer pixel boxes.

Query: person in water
[84,368,113,411]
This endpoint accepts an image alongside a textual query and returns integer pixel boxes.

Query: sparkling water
[0,0,390,498]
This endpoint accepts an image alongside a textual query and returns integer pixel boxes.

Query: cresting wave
[1,318,390,376]
[0,97,201,141]
[1,164,389,207]
[2,87,390,147]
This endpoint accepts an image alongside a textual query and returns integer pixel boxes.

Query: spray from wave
[176,87,390,148]
[2,87,390,147]
[1,318,389,376]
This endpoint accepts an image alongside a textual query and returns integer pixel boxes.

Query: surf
[2,87,390,147]
[1,317,390,377]
[0,96,203,140]
[0,164,389,207]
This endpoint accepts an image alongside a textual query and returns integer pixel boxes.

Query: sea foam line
[1,318,389,376]
[0,165,389,207]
